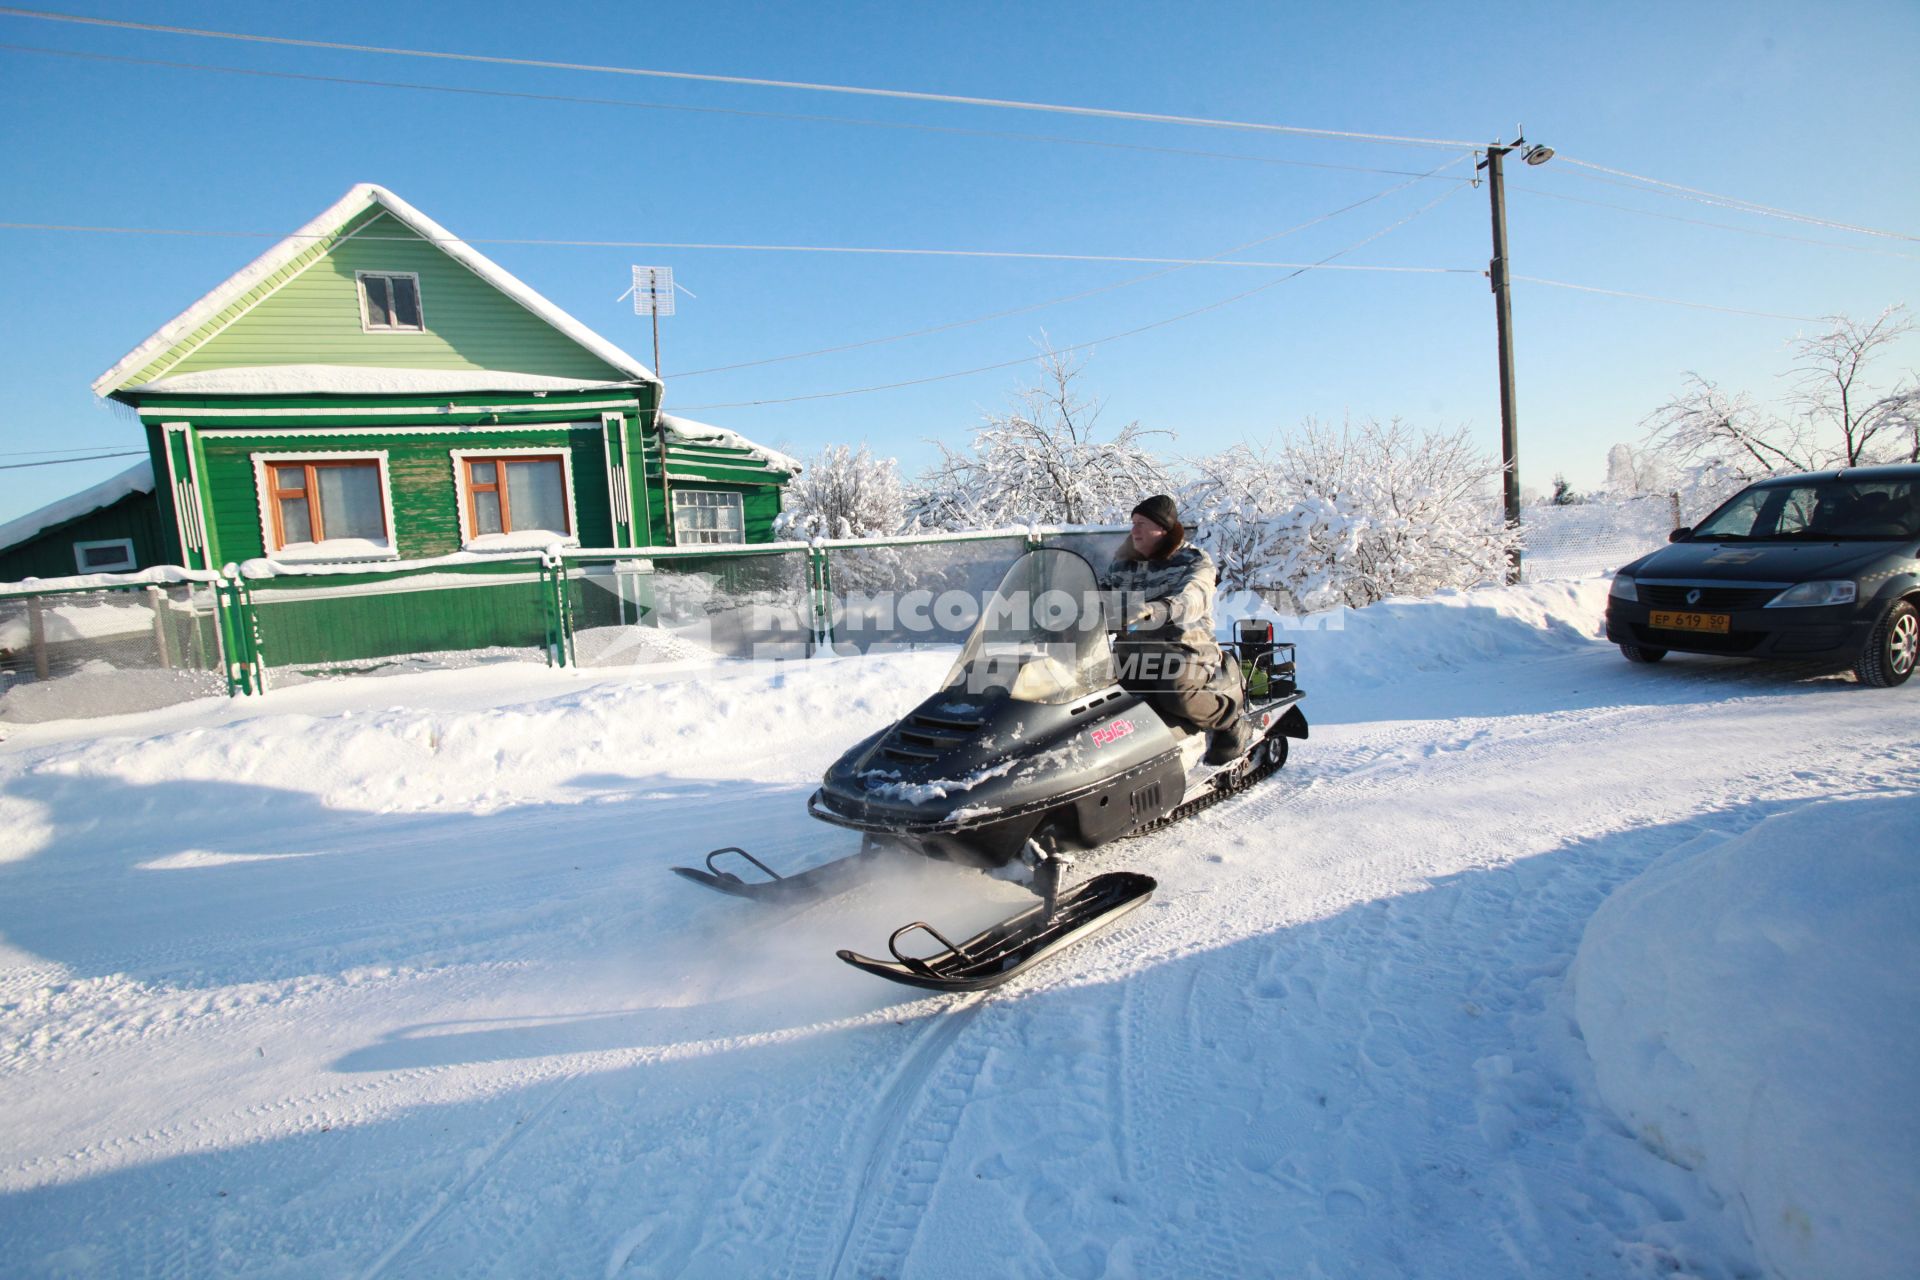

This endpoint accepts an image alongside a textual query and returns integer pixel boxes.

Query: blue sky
[3,0,1917,526]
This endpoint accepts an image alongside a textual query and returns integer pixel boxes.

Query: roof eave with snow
[0,460,154,551]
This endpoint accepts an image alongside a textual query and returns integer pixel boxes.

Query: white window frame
[72,537,137,573]
[672,488,747,546]
[355,270,426,334]
[250,450,399,563]
[450,447,581,551]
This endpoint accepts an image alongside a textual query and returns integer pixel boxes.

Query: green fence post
[214,568,265,696]
[810,542,836,653]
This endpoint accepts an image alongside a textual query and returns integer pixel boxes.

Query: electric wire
[0,221,1478,271]
[0,43,1477,181]
[1556,154,1917,244]
[1,11,1904,244]
[0,7,1480,149]
[671,183,1470,411]
[1508,184,1920,262]
[1511,275,1820,323]
[0,444,145,457]
[0,449,145,470]
[676,154,1476,377]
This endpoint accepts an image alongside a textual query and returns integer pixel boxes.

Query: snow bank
[1261,577,1611,696]
[1573,795,1920,1280]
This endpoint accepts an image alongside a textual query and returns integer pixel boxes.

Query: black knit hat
[1131,494,1179,532]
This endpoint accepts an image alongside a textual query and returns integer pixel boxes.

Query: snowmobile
[672,546,1308,992]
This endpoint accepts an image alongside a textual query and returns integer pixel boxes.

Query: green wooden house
[75,182,794,578]
[0,461,166,581]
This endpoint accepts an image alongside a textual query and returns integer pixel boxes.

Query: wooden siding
[252,578,548,666]
[198,424,618,561]
[161,212,629,382]
[0,488,166,582]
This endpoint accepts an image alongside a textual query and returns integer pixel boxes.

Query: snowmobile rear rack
[836,870,1157,992]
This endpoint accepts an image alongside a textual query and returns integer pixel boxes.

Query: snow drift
[1573,795,1920,1280]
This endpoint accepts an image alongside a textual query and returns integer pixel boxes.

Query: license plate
[1650,610,1730,634]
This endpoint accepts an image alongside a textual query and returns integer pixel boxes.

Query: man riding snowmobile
[1100,495,1249,765]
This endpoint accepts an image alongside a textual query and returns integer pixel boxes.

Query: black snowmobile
[673,546,1308,992]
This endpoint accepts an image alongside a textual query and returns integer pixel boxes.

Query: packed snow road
[0,581,1912,1278]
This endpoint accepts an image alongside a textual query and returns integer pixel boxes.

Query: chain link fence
[0,582,226,723]
[1518,495,1683,582]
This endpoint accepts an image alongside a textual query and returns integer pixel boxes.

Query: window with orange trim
[268,460,388,550]
[462,455,571,537]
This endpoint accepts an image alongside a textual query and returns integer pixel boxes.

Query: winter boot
[1204,718,1250,766]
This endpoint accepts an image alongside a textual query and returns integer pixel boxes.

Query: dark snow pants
[1112,638,1241,733]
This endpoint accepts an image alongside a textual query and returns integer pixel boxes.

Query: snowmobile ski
[671,846,874,905]
[836,870,1156,992]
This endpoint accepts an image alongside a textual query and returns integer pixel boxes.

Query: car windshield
[942,548,1114,703]
[1690,478,1920,542]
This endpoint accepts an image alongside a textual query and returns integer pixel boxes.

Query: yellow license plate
[1650,610,1730,634]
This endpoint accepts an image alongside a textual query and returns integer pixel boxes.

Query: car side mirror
[1668,527,1692,542]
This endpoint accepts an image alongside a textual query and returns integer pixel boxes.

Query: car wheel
[1854,599,1918,688]
[1263,734,1289,772]
[1619,643,1668,664]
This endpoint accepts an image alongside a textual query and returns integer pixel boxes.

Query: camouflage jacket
[1098,540,1223,660]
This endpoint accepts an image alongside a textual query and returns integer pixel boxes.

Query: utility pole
[1480,136,1552,583]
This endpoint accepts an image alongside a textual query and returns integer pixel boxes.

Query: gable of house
[151,212,629,383]
[94,185,654,397]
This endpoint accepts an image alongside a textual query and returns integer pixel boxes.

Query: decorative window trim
[450,447,580,551]
[355,270,427,334]
[672,488,747,546]
[72,537,137,573]
[250,450,399,563]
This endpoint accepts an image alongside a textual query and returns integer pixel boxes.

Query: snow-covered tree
[775,443,909,540]
[1643,305,1919,478]
[916,345,1172,529]
[1603,442,1671,497]
[1184,417,1518,610]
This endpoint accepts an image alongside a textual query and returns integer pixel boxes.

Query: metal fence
[1518,494,1682,582]
[0,580,227,723]
[0,526,1132,718]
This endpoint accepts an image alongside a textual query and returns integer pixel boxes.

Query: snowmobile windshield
[943,549,1115,704]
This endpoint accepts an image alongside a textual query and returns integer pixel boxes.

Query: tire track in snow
[817,992,988,1280]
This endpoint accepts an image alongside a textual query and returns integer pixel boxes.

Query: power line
[1509,184,1920,262]
[0,449,145,470]
[0,43,1475,182]
[0,220,1480,271]
[1511,275,1820,323]
[0,7,1479,149]
[1556,154,1917,244]
[677,154,1476,378]
[0,443,144,457]
[673,184,1469,412]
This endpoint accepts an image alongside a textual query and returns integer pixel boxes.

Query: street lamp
[1480,135,1552,582]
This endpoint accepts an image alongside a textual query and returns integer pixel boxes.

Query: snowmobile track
[818,992,989,1280]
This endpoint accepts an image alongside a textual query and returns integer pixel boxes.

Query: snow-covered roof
[126,365,643,397]
[0,460,154,551]
[659,413,801,475]
[92,183,659,397]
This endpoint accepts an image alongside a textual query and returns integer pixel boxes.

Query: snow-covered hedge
[1572,796,1920,1280]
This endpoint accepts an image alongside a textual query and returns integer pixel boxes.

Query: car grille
[1639,584,1780,611]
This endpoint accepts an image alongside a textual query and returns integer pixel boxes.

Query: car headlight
[1608,574,1638,602]
[1765,580,1858,608]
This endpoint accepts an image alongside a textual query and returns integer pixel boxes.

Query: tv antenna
[618,265,694,378]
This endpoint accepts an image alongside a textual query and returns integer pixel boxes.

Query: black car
[1605,465,1920,687]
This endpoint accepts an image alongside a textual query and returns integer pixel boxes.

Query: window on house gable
[672,489,745,545]
[358,272,424,332]
[464,455,571,537]
[269,460,388,550]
